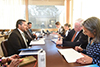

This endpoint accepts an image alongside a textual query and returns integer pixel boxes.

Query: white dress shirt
[17,28,28,47]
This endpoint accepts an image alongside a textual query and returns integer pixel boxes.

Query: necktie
[26,31,33,39]
[22,33,28,47]
[58,28,61,34]
[29,29,32,34]
[71,32,77,42]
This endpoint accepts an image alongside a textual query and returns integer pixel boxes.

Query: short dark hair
[28,22,32,25]
[55,21,60,25]
[16,19,26,28]
[64,23,71,27]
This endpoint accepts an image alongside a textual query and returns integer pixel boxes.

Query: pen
[59,37,61,41]
[79,44,82,48]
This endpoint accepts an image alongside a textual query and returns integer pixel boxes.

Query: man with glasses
[7,19,28,56]
[56,18,88,49]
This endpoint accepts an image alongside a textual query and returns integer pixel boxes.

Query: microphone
[42,30,47,34]
[1,30,5,35]
[46,30,50,34]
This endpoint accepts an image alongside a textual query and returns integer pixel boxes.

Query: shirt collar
[58,26,61,29]
[17,28,23,34]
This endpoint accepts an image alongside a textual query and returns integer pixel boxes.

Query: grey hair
[82,17,100,43]
[75,18,84,27]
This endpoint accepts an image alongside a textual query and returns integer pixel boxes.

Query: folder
[18,48,42,51]
[76,64,99,67]
[19,49,43,56]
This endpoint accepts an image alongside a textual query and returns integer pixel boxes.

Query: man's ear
[18,24,21,28]
[93,29,96,35]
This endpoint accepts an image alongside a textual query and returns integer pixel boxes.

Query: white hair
[75,18,84,26]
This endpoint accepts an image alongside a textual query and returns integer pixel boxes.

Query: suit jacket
[7,29,27,56]
[24,30,36,45]
[57,26,65,37]
[62,29,88,49]
[28,29,36,38]
[28,29,32,34]
[63,29,71,37]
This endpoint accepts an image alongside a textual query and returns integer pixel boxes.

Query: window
[28,5,65,29]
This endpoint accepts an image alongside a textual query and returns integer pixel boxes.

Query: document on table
[51,39,58,44]
[58,48,84,63]
[30,38,45,45]
[19,49,43,56]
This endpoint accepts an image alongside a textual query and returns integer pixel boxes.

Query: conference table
[22,34,87,67]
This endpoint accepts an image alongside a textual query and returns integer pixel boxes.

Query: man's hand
[56,38,62,45]
[9,54,20,60]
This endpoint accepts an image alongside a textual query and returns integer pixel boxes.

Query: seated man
[64,23,71,37]
[27,22,37,38]
[56,18,88,49]
[53,21,65,37]
[7,19,28,56]
[24,24,36,45]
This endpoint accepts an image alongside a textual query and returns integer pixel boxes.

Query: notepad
[19,56,36,66]
[58,48,84,63]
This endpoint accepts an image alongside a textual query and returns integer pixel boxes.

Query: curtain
[0,0,25,29]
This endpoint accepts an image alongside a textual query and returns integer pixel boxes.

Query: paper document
[58,48,84,63]
[30,38,45,45]
[51,39,58,44]
[19,49,43,56]
[50,34,58,38]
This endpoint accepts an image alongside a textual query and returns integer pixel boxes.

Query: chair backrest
[1,39,8,57]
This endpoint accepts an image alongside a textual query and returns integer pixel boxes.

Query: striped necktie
[22,33,28,47]
[26,31,33,39]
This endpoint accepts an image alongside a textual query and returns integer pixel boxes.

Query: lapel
[27,30,32,36]
[16,29,26,48]
[74,30,82,42]
[29,29,32,34]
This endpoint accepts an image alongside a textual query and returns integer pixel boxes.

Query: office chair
[46,30,50,34]
[1,39,8,57]
[1,30,5,35]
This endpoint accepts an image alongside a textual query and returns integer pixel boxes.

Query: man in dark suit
[7,19,28,56]
[56,18,88,49]
[27,22,37,38]
[24,24,36,45]
[27,22,33,34]
[53,21,65,37]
